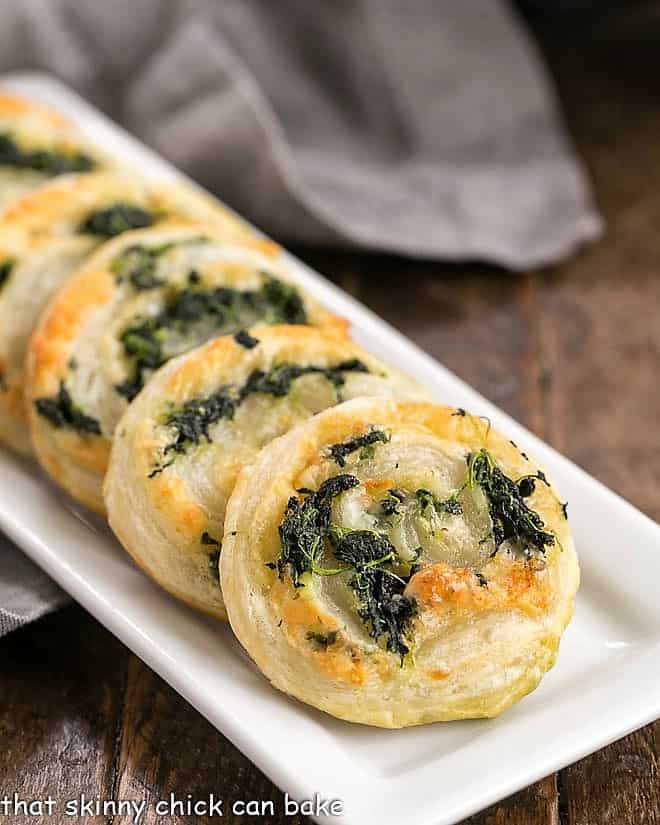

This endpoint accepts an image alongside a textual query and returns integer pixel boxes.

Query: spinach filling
[0,258,16,292]
[376,453,551,559]
[306,630,338,649]
[277,474,417,660]
[34,381,101,434]
[238,359,368,402]
[111,241,179,291]
[0,134,95,173]
[150,389,237,474]
[332,529,417,658]
[233,329,260,349]
[415,488,463,518]
[148,359,370,476]
[379,488,406,516]
[207,551,221,581]
[201,532,222,582]
[201,530,221,548]
[277,474,361,585]
[116,274,310,401]
[273,448,555,657]
[327,428,390,467]
[466,449,554,556]
[79,203,155,238]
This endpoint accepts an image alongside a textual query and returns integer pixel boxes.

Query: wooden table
[1,8,659,824]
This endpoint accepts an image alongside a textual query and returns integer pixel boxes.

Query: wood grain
[0,606,127,824]
[110,655,306,825]
[0,6,659,825]
[532,10,660,823]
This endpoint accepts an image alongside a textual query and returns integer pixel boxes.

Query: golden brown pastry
[0,171,253,454]
[26,226,345,511]
[220,398,579,727]
[104,325,426,619]
[0,93,103,210]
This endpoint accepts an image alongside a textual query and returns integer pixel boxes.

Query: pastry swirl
[220,398,579,727]
[0,171,252,454]
[0,93,103,210]
[105,325,425,619]
[26,225,345,511]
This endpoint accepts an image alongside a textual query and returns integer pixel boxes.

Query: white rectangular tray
[1,72,659,825]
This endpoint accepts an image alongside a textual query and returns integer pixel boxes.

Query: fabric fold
[0,0,600,267]
[0,535,68,636]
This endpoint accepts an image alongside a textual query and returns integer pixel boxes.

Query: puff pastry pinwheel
[27,226,344,511]
[0,93,103,210]
[104,325,424,619]
[0,171,252,454]
[220,398,579,727]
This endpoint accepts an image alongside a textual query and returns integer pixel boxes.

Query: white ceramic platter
[1,72,658,825]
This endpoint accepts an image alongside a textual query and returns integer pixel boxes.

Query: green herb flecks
[233,329,260,349]
[0,258,16,292]
[327,428,390,467]
[515,470,550,500]
[306,630,338,649]
[332,529,417,659]
[199,530,222,582]
[466,449,554,557]
[415,488,463,518]
[0,133,95,174]
[148,389,237,477]
[207,551,220,581]
[380,488,406,516]
[80,203,155,238]
[34,381,101,434]
[167,392,237,452]
[239,358,369,404]
[517,476,536,498]
[111,241,179,291]
[116,275,310,400]
[257,276,307,325]
[202,532,222,581]
[201,531,221,548]
[149,360,371,476]
[277,474,360,586]
[277,476,416,660]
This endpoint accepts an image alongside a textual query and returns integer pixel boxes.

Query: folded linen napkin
[0,0,600,267]
[0,0,601,635]
[0,533,68,636]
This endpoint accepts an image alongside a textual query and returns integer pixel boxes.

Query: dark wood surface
[1,7,659,824]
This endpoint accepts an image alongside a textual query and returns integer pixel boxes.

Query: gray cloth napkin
[0,0,601,267]
[0,533,68,636]
[0,0,602,636]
